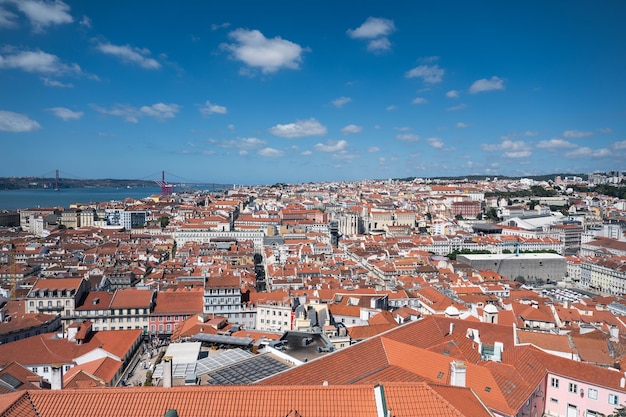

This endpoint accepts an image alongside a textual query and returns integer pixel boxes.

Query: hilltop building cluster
[1,174,626,416]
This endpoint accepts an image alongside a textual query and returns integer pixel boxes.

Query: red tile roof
[0,383,491,417]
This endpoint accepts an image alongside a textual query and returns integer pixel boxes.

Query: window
[609,394,619,406]
[29,301,34,307]
[551,378,559,388]
[43,366,49,373]
[64,365,70,372]
[588,388,598,400]
[550,398,558,404]
[32,367,38,373]
[568,383,578,394]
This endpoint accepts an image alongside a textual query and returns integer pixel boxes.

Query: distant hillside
[0,177,156,190]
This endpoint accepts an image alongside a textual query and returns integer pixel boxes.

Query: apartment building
[25,277,89,327]
[203,274,242,323]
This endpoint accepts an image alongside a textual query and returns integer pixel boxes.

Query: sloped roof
[0,383,491,417]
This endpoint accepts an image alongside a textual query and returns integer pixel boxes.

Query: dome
[444,306,460,317]
[484,304,498,314]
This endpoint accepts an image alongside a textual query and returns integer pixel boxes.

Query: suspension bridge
[30,169,237,195]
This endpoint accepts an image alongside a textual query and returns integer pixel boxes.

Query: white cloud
[268,117,327,138]
[405,64,444,84]
[482,139,531,158]
[456,122,469,128]
[366,37,391,52]
[47,107,83,121]
[396,133,420,142]
[386,105,397,111]
[301,150,312,156]
[0,110,41,132]
[41,77,73,88]
[411,97,428,105]
[79,15,91,28]
[599,127,613,134]
[0,6,18,28]
[447,103,467,111]
[565,147,611,158]
[0,49,81,74]
[96,42,160,69]
[536,138,576,149]
[93,104,139,123]
[612,140,626,150]
[212,137,266,149]
[469,76,505,93]
[446,90,459,98]
[139,103,179,120]
[258,147,284,157]
[222,28,307,74]
[347,17,395,39]
[563,129,593,138]
[347,17,395,53]
[332,96,352,108]
[314,140,348,152]
[199,100,227,116]
[93,102,179,123]
[341,124,362,135]
[368,146,380,153]
[11,0,73,31]
[211,22,230,31]
[427,137,444,149]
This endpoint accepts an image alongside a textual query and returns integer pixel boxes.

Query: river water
[0,187,163,211]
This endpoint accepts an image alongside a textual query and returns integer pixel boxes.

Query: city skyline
[1,1,625,185]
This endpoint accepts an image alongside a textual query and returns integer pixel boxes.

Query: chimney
[50,364,64,390]
[449,322,454,335]
[450,360,467,387]
[162,356,173,388]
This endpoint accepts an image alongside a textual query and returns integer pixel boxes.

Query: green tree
[159,216,170,228]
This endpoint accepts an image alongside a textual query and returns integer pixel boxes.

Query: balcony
[37,305,64,312]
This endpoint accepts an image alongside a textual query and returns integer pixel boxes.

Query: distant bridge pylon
[155,171,175,195]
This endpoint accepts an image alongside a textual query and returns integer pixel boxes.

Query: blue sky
[1,1,625,185]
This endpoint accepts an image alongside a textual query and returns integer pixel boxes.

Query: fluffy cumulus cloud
[536,138,576,150]
[268,117,327,138]
[482,139,531,158]
[0,110,41,132]
[5,0,73,31]
[456,122,469,128]
[346,17,395,53]
[210,137,266,150]
[222,28,307,74]
[332,96,351,108]
[313,140,348,152]
[258,147,284,157]
[41,77,73,88]
[0,6,18,28]
[613,140,626,150]
[565,147,611,158]
[446,90,459,98]
[96,42,161,69]
[427,137,444,149]
[368,146,380,153]
[0,48,82,75]
[93,102,179,123]
[469,76,505,93]
[396,133,420,142]
[412,97,428,105]
[341,124,362,135]
[563,129,593,138]
[406,64,444,84]
[199,100,227,116]
[47,107,83,121]
[139,103,179,120]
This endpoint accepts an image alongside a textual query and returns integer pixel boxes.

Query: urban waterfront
[0,186,162,211]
